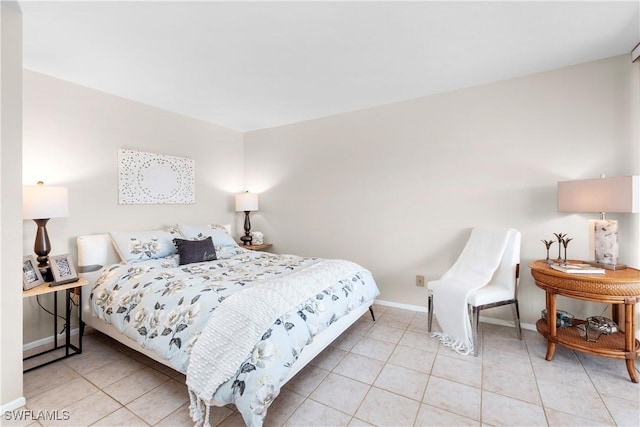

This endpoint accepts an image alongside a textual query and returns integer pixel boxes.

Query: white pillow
[178,224,238,247]
[110,227,182,263]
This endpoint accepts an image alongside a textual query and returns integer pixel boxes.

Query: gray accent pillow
[173,236,217,265]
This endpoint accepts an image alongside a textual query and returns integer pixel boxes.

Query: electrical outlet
[416,275,425,287]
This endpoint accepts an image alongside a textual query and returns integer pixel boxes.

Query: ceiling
[19,1,640,132]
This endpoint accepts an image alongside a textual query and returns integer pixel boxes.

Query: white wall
[22,70,245,343]
[1,1,25,411]
[244,55,639,329]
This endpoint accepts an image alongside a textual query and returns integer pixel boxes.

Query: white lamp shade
[235,192,259,212]
[558,176,639,214]
[23,185,69,219]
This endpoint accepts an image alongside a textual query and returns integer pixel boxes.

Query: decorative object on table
[250,231,264,245]
[577,316,619,342]
[587,316,618,334]
[23,181,69,282]
[561,237,573,264]
[541,239,555,264]
[22,255,45,290]
[49,254,79,286]
[576,324,588,339]
[553,233,567,262]
[118,148,195,205]
[558,175,639,270]
[549,263,605,274]
[541,309,574,328]
[235,191,259,245]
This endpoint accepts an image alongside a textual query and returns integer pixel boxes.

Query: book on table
[550,263,605,274]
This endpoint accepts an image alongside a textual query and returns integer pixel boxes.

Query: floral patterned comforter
[90,246,379,426]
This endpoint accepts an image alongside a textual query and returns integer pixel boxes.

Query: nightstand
[23,278,88,372]
[240,243,273,251]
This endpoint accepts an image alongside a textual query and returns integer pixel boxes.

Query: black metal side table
[22,278,88,372]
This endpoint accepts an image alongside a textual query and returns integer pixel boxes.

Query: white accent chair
[427,228,522,356]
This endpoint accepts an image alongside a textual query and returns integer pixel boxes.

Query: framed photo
[23,255,45,290]
[49,254,79,286]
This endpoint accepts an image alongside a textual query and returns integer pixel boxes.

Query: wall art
[118,148,195,204]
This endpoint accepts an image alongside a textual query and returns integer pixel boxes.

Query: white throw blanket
[186,259,363,427]
[430,228,511,355]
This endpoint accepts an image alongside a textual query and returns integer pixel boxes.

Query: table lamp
[23,181,69,281]
[235,191,259,245]
[558,175,639,269]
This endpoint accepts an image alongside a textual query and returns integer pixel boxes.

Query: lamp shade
[23,184,69,219]
[235,192,259,212]
[558,176,639,214]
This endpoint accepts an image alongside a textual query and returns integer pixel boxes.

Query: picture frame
[49,254,79,286]
[23,255,45,290]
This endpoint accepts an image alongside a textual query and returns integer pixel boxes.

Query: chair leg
[471,305,480,357]
[512,300,522,340]
[368,305,376,322]
[427,294,433,332]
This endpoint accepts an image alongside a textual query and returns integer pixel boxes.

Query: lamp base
[39,266,54,282]
[584,261,627,271]
[592,219,620,266]
[241,210,253,245]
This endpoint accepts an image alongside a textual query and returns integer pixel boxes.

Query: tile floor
[13,305,640,426]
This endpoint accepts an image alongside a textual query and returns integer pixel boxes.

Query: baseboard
[479,314,536,332]
[374,299,427,313]
[22,328,80,352]
[0,396,26,413]
[374,299,536,331]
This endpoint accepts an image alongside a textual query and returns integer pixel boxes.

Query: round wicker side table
[529,260,640,383]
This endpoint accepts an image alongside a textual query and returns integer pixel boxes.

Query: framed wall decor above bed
[118,148,195,205]
[77,224,380,426]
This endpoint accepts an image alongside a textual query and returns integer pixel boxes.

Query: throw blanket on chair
[431,228,510,355]
[187,259,363,427]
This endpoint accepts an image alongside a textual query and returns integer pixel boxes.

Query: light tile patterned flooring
[14,305,640,426]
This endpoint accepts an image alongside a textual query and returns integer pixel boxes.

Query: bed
[77,224,380,426]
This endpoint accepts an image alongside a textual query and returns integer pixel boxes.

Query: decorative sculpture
[553,233,567,262]
[561,237,573,264]
[541,239,555,264]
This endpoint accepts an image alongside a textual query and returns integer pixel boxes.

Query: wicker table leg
[545,290,556,361]
[611,303,622,325]
[624,303,638,383]
[625,360,638,383]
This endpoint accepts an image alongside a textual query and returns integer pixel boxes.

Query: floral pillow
[178,223,238,247]
[110,227,182,263]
